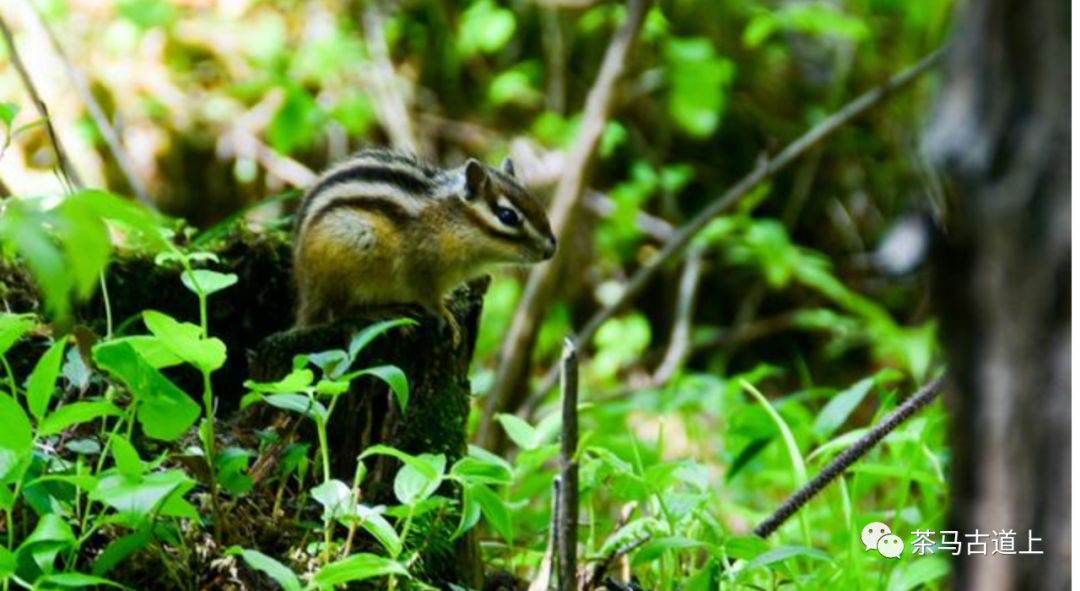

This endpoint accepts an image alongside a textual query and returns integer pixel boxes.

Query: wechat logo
[862,522,903,559]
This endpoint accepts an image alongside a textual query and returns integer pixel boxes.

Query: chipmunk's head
[455,157,557,263]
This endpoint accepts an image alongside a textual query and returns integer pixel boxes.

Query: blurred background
[0,0,960,588]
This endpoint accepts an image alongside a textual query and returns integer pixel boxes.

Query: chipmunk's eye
[495,206,522,228]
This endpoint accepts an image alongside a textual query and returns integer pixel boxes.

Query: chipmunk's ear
[500,157,516,178]
[464,158,488,200]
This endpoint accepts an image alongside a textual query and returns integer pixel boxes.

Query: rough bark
[926,0,1070,589]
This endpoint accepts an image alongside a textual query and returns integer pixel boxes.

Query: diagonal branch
[0,12,83,191]
[525,46,947,405]
[752,372,947,538]
[477,0,651,448]
[26,3,153,206]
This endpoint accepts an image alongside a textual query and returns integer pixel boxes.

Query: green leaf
[452,484,482,541]
[311,479,352,522]
[122,336,184,369]
[31,572,130,589]
[39,401,123,437]
[90,469,193,526]
[0,391,32,483]
[216,447,254,495]
[345,365,409,412]
[307,349,349,379]
[631,536,708,566]
[26,336,68,421]
[92,528,152,577]
[244,368,314,394]
[0,102,18,129]
[228,547,302,591]
[0,546,14,579]
[665,37,735,138]
[458,0,516,58]
[180,269,238,298]
[887,555,950,591]
[743,545,832,571]
[355,508,402,558]
[93,340,201,441]
[470,483,512,542]
[449,456,512,486]
[142,311,226,373]
[347,319,417,363]
[110,434,143,479]
[0,313,35,357]
[393,453,445,506]
[260,393,327,422]
[495,414,539,450]
[268,85,321,155]
[311,553,408,589]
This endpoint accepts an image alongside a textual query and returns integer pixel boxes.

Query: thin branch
[530,46,946,399]
[557,338,580,591]
[0,12,83,190]
[651,246,705,384]
[361,3,419,154]
[478,0,651,448]
[752,372,947,539]
[26,3,153,206]
[584,191,674,241]
[587,534,651,590]
[529,478,561,591]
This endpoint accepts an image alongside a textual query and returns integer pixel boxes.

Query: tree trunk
[926,0,1070,589]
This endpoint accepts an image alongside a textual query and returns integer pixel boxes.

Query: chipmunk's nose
[542,235,557,259]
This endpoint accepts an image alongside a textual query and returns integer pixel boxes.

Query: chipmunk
[292,149,557,346]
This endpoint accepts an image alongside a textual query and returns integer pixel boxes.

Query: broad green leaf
[452,484,481,540]
[216,447,253,495]
[470,483,512,542]
[631,536,709,566]
[39,401,123,436]
[355,508,402,558]
[311,553,408,589]
[228,547,302,591]
[244,368,314,394]
[495,414,539,450]
[347,318,417,362]
[260,393,327,422]
[26,336,68,421]
[449,456,512,485]
[344,365,409,412]
[0,546,14,579]
[181,269,238,298]
[311,479,352,521]
[307,349,349,379]
[93,340,201,441]
[90,469,193,526]
[123,336,184,369]
[393,453,445,506]
[142,311,226,373]
[0,313,35,357]
[92,528,152,577]
[0,391,32,483]
[18,513,75,576]
[110,435,142,479]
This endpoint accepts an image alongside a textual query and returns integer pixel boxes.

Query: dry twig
[651,246,705,384]
[362,3,419,154]
[26,3,153,206]
[479,0,651,448]
[557,338,580,591]
[752,372,947,538]
[0,12,83,191]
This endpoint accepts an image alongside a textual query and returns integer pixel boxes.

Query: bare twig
[530,478,561,591]
[478,0,651,448]
[26,3,152,206]
[361,3,419,154]
[529,46,946,400]
[584,191,674,241]
[0,12,83,190]
[651,246,705,384]
[557,338,580,591]
[587,534,651,590]
[752,372,947,539]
